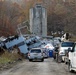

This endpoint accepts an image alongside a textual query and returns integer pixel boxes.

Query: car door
[72,44,76,67]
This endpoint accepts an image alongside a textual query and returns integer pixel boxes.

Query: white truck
[68,43,76,72]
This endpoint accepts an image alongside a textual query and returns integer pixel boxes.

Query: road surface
[0,58,76,75]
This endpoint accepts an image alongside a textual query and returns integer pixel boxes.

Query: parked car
[28,48,44,62]
[68,43,76,72]
[59,42,74,62]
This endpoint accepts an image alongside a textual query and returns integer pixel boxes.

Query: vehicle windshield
[61,42,74,47]
[30,49,41,53]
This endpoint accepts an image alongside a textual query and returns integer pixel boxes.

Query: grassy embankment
[0,51,21,64]
[0,49,23,71]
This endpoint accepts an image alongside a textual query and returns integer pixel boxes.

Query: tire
[61,56,64,63]
[41,58,44,62]
[29,59,32,62]
[68,61,74,72]
[53,56,56,59]
[65,61,68,64]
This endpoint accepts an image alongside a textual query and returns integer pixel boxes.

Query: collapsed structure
[0,35,42,54]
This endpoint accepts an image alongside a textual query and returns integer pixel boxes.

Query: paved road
[0,58,76,75]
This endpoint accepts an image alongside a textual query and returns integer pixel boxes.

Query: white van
[68,43,76,72]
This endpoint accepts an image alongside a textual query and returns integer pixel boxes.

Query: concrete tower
[29,4,47,36]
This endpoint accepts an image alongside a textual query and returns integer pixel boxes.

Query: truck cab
[68,43,76,72]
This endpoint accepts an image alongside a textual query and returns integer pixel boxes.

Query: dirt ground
[0,58,76,75]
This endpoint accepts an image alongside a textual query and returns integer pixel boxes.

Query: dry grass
[0,51,22,65]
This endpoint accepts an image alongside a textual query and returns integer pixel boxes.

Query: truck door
[72,44,76,67]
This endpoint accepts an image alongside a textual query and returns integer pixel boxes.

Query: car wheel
[53,56,56,59]
[29,59,32,62]
[41,58,44,62]
[68,61,74,72]
[65,61,68,64]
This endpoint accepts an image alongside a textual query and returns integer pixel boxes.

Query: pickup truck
[68,42,76,72]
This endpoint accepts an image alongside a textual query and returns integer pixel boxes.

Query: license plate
[34,57,37,60]
[34,54,38,55]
